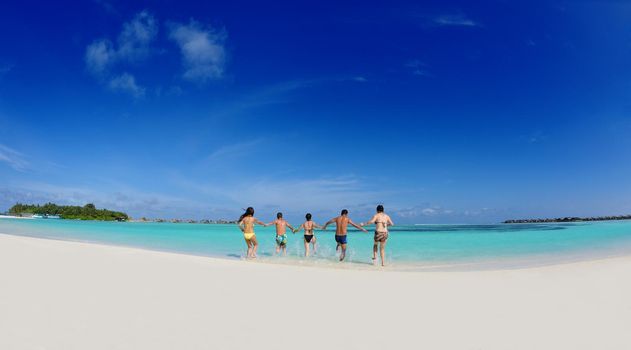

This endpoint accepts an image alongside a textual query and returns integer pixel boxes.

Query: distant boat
[32,214,61,219]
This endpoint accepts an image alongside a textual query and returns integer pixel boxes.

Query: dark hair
[239,207,254,222]
[376,205,384,213]
[305,213,312,221]
[341,209,348,215]
[277,212,283,219]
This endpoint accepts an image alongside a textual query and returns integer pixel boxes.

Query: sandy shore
[0,215,33,219]
[1,233,630,350]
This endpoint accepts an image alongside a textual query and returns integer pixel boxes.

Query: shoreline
[3,230,631,272]
[1,233,630,349]
[0,215,33,219]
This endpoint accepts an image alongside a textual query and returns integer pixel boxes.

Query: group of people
[237,205,394,266]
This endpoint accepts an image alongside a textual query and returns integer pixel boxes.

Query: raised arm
[313,222,323,229]
[387,215,394,227]
[285,221,296,232]
[362,214,378,227]
[293,223,305,233]
[349,219,368,232]
[322,217,336,230]
[255,218,267,226]
[237,220,245,232]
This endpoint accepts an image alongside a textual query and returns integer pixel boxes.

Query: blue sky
[1,0,631,223]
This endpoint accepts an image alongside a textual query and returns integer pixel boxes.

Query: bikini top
[375,217,388,232]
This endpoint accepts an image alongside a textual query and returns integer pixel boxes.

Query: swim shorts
[275,234,287,246]
[334,235,347,244]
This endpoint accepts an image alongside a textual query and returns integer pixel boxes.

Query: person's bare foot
[372,257,377,265]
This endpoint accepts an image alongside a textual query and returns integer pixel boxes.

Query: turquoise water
[2,218,631,270]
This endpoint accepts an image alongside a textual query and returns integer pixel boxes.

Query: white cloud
[85,11,157,73]
[352,76,367,82]
[433,14,479,27]
[84,11,156,95]
[0,144,28,171]
[168,20,227,82]
[85,39,116,75]
[108,73,145,98]
[117,11,158,61]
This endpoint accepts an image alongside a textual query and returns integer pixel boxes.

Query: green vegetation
[9,202,129,221]
[504,215,631,223]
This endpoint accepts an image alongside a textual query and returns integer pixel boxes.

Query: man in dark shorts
[322,209,367,261]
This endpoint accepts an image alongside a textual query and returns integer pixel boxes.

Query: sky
[1,0,631,224]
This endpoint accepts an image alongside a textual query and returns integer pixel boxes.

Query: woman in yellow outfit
[237,207,266,259]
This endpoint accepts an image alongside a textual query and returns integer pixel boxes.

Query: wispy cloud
[85,40,117,75]
[85,11,157,75]
[406,60,431,77]
[519,130,547,144]
[394,205,499,222]
[0,183,212,219]
[108,72,145,98]
[168,20,227,83]
[203,79,315,120]
[206,139,264,161]
[432,14,480,27]
[395,205,453,218]
[84,11,157,97]
[0,144,29,172]
[173,174,386,219]
[117,11,158,61]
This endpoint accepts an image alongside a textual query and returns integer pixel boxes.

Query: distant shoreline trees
[9,203,128,221]
[504,215,631,224]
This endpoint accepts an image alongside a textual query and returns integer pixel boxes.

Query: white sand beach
[1,233,630,350]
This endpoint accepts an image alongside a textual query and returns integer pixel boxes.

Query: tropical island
[504,215,631,224]
[8,203,129,221]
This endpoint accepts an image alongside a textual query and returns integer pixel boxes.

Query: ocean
[2,218,631,270]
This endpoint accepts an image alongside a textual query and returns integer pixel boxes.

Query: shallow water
[2,218,631,271]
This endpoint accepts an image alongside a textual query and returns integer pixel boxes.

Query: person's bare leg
[251,237,258,258]
[372,241,378,264]
[282,245,287,256]
[380,240,386,266]
[275,243,280,255]
[340,243,347,261]
[312,238,317,255]
[304,240,309,257]
[245,239,252,258]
